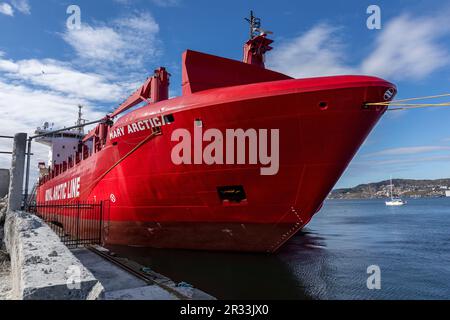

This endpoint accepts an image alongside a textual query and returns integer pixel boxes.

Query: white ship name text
[109,115,168,140]
[45,177,80,201]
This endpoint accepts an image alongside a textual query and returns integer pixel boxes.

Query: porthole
[319,101,328,110]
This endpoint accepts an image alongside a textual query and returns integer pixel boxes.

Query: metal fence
[28,201,106,249]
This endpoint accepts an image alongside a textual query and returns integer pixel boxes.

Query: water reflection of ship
[106,229,331,300]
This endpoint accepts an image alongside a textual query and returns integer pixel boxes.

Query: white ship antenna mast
[245,10,273,39]
[77,105,87,135]
[245,10,260,39]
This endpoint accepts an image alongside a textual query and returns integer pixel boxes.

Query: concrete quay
[3,210,103,300]
[0,209,214,300]
[73,247,215,300]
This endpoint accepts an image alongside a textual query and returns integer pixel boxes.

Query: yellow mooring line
[365,93,450,111]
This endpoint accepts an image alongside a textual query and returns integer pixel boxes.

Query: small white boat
[385,198,407,206]
[385,176,406,206]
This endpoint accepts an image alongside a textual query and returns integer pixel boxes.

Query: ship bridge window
[217,185,247,203]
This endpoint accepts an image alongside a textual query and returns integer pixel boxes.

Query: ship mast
[243,11,274,68]
[245,10,261,39]
[390,176,394,200]
[76,105,87,135]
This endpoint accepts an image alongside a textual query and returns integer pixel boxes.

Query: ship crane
[26,68,170,201]
[81,67,170,152]
[111,67,170,118]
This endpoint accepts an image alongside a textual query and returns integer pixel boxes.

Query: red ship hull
[36,51,395,252]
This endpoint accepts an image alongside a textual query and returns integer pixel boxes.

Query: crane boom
[111,67,170,118]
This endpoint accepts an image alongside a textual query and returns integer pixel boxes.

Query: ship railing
[28,200,108,249]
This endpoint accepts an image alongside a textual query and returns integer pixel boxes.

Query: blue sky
[0,0,449,188]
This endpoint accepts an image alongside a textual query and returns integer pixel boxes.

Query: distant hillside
[329,179,450,199]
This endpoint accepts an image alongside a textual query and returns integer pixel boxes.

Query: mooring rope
[365,92,450,111]
[368,93,450,105]
[388,105,450,111]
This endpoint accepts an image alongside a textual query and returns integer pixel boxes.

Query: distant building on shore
[446,190,450,197]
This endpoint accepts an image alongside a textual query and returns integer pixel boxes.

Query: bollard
[8,133,27,211]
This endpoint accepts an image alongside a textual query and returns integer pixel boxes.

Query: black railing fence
[28,201,107,248]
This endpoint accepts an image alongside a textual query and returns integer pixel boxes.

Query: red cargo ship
[35,14,396,252]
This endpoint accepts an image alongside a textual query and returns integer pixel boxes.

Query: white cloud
[0,10,164,185]
[0,81,103,133]
[63,24,126,62]
[364,146,450,157]
[268,24,355,78]
[11,0,30,14]
[351,154,450,169]
[361,14,450,80]
[0,54,127,183]
[268,14,450,81]
[62,12,160,70]
[375,155,450,166]
[0,57,124,102]
[0,3,14,16]
[0,79,105,182]
[0,58,17,72]
[114,0,181,6]
[150,0,181,7]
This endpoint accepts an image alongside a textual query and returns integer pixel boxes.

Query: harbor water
[108,198,450,300]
